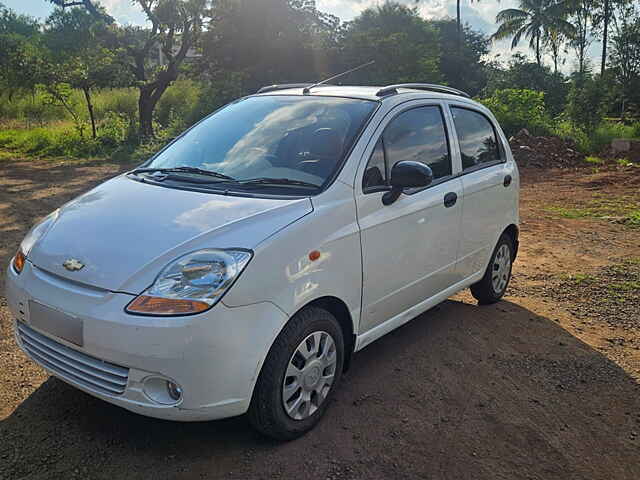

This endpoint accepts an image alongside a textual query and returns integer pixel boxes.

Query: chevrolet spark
[6,84,519,440]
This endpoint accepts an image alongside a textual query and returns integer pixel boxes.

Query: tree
[200,0,339,93]
[455,0,480,51]
[45,0,207,139]
[44,7,128,138]
[46,0,112,22]
[433,18,489,96]
[338,2,441,85]
[608,4,640,119]
[493,0,575,67]
[0,4,45,97]
[483,53,569,115]
[566,72,605,130]
[567,0,595,75]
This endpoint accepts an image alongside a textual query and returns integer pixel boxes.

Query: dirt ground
[1,159,639,480]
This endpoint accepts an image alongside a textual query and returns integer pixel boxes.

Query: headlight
[126,249,252,316]
[13,210,59,274]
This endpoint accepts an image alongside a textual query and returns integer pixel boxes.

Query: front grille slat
[18,324,128,377]
[18,323,129,396]
[21,335,127,388]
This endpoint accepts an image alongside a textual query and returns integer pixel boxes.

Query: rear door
[355,102,463,333]
[447,104,517,279]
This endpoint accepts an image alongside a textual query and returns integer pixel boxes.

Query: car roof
[254,85,478,105]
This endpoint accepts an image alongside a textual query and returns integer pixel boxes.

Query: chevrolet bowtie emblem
[63,258,85,271]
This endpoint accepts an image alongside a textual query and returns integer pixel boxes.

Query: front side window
[362,106,451,191]
[451,107,501,170]
[145,95,377,193]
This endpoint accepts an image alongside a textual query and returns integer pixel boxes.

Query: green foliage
[0,126,104,157]
[483,54,570,115]
[433,19,490,97]
[546,193,640,229]
[155,79,202,129]
[339,2,441,85]
[492,0,576,67]
[584,155,604,164]
[566,75,606,131]
[479,88,553,137]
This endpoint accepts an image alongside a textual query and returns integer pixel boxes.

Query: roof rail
[376,83,471,98]
[257,83,314,94]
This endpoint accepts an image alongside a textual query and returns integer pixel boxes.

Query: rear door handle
[504,175,512,187]
[444,192,457,208]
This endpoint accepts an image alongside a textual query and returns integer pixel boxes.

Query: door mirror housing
[382,161,434,205]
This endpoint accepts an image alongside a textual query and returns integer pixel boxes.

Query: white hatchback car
[6,83,519,439]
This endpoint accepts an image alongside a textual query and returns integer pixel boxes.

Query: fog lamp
[167,381,183,401]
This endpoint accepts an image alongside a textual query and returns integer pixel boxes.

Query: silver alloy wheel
[282,331,337,420]
[492,244,512,294]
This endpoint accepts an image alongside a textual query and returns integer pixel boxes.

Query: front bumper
[6,261,287,421]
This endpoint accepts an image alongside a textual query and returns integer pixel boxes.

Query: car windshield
[144,95,377,191]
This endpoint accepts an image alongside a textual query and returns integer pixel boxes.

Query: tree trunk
[138,89,155,140]
[536,33,542,66]
[457,0,461,52]
[82,86,97,139]
[601,0,610,77]
[138,79,173,140]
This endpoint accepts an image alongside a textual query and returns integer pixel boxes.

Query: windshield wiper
[237,177,321,189]
[131,167,236,181]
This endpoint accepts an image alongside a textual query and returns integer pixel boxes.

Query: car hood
[29,175,312,293]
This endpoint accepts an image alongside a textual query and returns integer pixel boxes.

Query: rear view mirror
[382,161,433,205]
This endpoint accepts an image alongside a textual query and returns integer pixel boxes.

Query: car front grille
[17,322,129,396]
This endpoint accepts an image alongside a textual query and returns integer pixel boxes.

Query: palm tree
[456,0,479,50]
[492,0,575,67]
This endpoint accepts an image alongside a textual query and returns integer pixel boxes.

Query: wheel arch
[293,296,356,372]
[502,224,519,260]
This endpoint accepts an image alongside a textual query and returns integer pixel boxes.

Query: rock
[611,138,634,154]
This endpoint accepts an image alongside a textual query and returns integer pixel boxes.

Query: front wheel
[470,234,514,305]
[248,307,344,440]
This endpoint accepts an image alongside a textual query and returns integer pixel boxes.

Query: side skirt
[354,271,484,352]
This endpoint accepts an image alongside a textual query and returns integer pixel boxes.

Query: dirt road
[1,159,639,479]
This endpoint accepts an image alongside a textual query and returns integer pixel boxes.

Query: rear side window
[451,107,501,170]
[363,106,451,191]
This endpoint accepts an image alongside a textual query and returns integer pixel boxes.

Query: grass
[584,156,605,164]
[546,194,640,229]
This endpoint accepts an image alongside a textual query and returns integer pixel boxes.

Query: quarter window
[363,139,386,190]
[451,107,501,170]
[362,106,452,191]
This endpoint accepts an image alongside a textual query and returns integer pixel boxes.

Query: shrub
[0,125,111,158]
[566,76,605,131]
[479,89,554,137]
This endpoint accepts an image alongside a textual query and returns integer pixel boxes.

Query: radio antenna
[303,60,375,94]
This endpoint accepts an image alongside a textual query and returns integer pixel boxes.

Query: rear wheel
[248,306,344,440]
[470,234,514,304]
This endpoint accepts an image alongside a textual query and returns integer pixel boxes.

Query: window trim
[449,105,506,173]
[362,104,455,195]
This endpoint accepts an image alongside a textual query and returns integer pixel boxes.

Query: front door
[355,104,463,334]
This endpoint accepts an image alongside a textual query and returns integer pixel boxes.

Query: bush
[0,125,111,158]
[554,120,639,154]
[155,79,202,130]
[479,89,554,137]
[566,76,605,131]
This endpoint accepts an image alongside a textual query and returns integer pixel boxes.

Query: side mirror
[382,161,434,205]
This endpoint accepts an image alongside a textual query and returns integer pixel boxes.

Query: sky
[5,0,600,72]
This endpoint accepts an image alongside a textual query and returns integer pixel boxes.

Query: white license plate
[28,301,84,346]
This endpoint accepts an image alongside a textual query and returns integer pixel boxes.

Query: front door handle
[444,192,457,208]
[504,175,512,187]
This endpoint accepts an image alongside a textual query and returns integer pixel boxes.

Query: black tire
[470,234,514,305]
[248,306,344,441]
